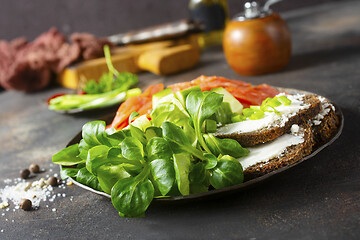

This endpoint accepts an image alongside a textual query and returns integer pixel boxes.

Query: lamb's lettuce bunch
[52,87,248,217]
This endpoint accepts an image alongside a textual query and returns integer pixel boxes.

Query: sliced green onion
[261,97,272,107]
[277,95,292,106]
[242,108,255,117]
[249,110,265,120]
[250,105,261,110]
[231,114,245,122]
[267,98,281,107]
[231,95,292,123]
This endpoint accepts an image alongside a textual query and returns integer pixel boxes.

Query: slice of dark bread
[310,98,340,146]
[240,97,339,181]
[216,94,322,147]
[243,123,315,181]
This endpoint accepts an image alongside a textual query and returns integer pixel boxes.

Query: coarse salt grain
[4,179,12,184]
[0,181,48,207]
[0,177,66,210]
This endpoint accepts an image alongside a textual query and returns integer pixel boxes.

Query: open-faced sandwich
[52,75,341,217]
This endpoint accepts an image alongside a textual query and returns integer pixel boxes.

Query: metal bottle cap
[233,0,282,22]
[244,2,261,19]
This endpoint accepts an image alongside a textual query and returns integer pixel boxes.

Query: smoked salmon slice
[168,75,279,107]
[110,76,280,130]
[109,84,164,130]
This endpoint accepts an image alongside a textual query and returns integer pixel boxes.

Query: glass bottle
[188,0,229,48]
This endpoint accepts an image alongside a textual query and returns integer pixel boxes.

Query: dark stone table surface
[0,1,359,239]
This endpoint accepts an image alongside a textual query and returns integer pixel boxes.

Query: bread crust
[312,103,340,146]
[217,95,322,147]
[243,123,314,181]
[225,95,340,182]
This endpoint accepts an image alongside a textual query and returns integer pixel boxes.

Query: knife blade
[107,19,204,45]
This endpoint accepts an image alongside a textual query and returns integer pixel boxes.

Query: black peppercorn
[47,176,58,186]
[20,169,30,179]
[29,164,40,173]
[20,198,32,211]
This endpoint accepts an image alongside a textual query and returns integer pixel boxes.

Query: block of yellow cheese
[137,44,200,75]
[58,52,140,89]
[58,41,175,89]
[58,35,200,89]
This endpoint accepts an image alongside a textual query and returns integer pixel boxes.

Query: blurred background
[0,0,341,40]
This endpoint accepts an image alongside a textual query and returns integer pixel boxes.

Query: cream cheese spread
[237,132,304,170]
[215,93,310,136]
